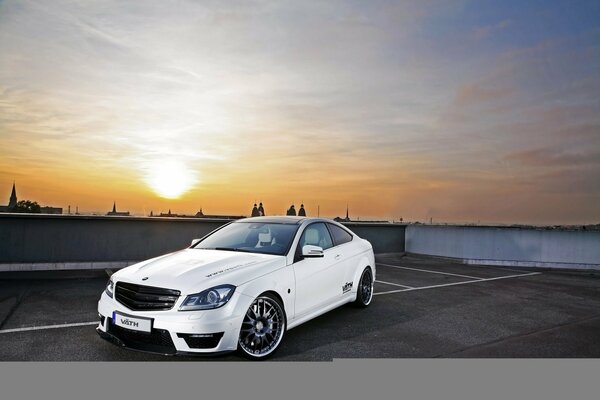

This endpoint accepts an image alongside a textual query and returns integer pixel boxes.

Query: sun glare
[146,159,196,199]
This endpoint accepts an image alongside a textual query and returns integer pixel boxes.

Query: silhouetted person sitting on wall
[286,204,296,216]
[251,203,259,217]
[298,203,306,216]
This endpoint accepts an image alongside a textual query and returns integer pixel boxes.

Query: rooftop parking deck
[1,254,599,360]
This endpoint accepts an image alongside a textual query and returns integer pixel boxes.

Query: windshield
[192,222,299,256]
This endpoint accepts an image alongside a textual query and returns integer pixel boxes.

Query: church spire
[8,181,17,208]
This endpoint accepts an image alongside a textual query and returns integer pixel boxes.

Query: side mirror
[190,238,201,247]
[302,245,324,258]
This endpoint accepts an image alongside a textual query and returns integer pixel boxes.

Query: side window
[299,223,334,250]
[328,224,353,246]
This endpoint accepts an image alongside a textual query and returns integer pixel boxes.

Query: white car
[97,216,375,359]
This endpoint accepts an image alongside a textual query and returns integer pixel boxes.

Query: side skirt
[286,294,354,330]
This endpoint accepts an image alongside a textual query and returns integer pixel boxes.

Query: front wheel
[354,267,373,307]
[238,294,286,360]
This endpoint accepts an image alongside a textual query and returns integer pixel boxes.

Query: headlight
[105,278,114,298]
[179,285,236,311]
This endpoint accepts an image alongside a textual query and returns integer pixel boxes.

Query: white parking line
[0,321,98,334]
[374,272,541,296]
[377,263,484,280]
[466,264,532,274]
[375,280,414,289]
[0,271,541,334]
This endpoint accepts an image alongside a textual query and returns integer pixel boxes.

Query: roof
[235,216,353,227]
[236,216,308,224]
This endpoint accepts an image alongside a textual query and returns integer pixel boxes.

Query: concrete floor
[1,254,599,361]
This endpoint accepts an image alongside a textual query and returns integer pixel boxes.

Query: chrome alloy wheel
[355,268,373,307]
[238,295,285,359]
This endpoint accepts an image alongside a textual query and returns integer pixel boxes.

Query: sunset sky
[0,0,599,224]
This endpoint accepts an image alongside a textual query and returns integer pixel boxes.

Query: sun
[146,159,197,199]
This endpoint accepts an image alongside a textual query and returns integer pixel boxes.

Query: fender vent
[177,332,224,349]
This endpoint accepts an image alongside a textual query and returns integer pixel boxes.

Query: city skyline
[0,181,366,221]
[1,1,599,224]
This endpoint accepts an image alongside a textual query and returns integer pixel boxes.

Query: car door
[292,223,341,317]
[326,223,357,294]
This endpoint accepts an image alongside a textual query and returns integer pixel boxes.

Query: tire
[237,293,286,360]
[354,267,374,307]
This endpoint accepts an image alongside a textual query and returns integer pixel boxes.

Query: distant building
[160,209,176,217]
[298,203,306,217]
[0,182,62,214]
[8,182,16,209]
[194,208,245,219]
[0,182,18,212]
[151,208,244,219]
[286,204,296,216]
[107,202,130,216]
[332,206,389,223]
[40,206,63,214]
[334,206,351,223]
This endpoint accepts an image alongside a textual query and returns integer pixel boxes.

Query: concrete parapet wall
[0,214,405,271]
[0,214,228,271]
[406,225,600,269]
[342,222,405,255]
[2,214,597,271]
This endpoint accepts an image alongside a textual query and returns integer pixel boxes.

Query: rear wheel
[354,267,373,307]
[237,294,286,360]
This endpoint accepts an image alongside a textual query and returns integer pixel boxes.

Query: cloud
[473,19,512,40]
[535,167,600,194]
[454,83,513,107]
[506,148,600,167]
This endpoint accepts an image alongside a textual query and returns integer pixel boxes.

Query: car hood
[112,249,286,294]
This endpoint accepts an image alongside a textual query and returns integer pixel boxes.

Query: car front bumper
[97,290,250,356]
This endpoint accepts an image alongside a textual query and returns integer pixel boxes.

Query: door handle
[335,254,342,260]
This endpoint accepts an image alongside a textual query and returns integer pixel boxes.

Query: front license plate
[112,311,152,333]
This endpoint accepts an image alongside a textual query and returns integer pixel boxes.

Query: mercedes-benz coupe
[97,216,375,359]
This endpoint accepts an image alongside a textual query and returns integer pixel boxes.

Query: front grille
[177,332,224,349]
[107,319,176,354]
[115,281,180,311]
